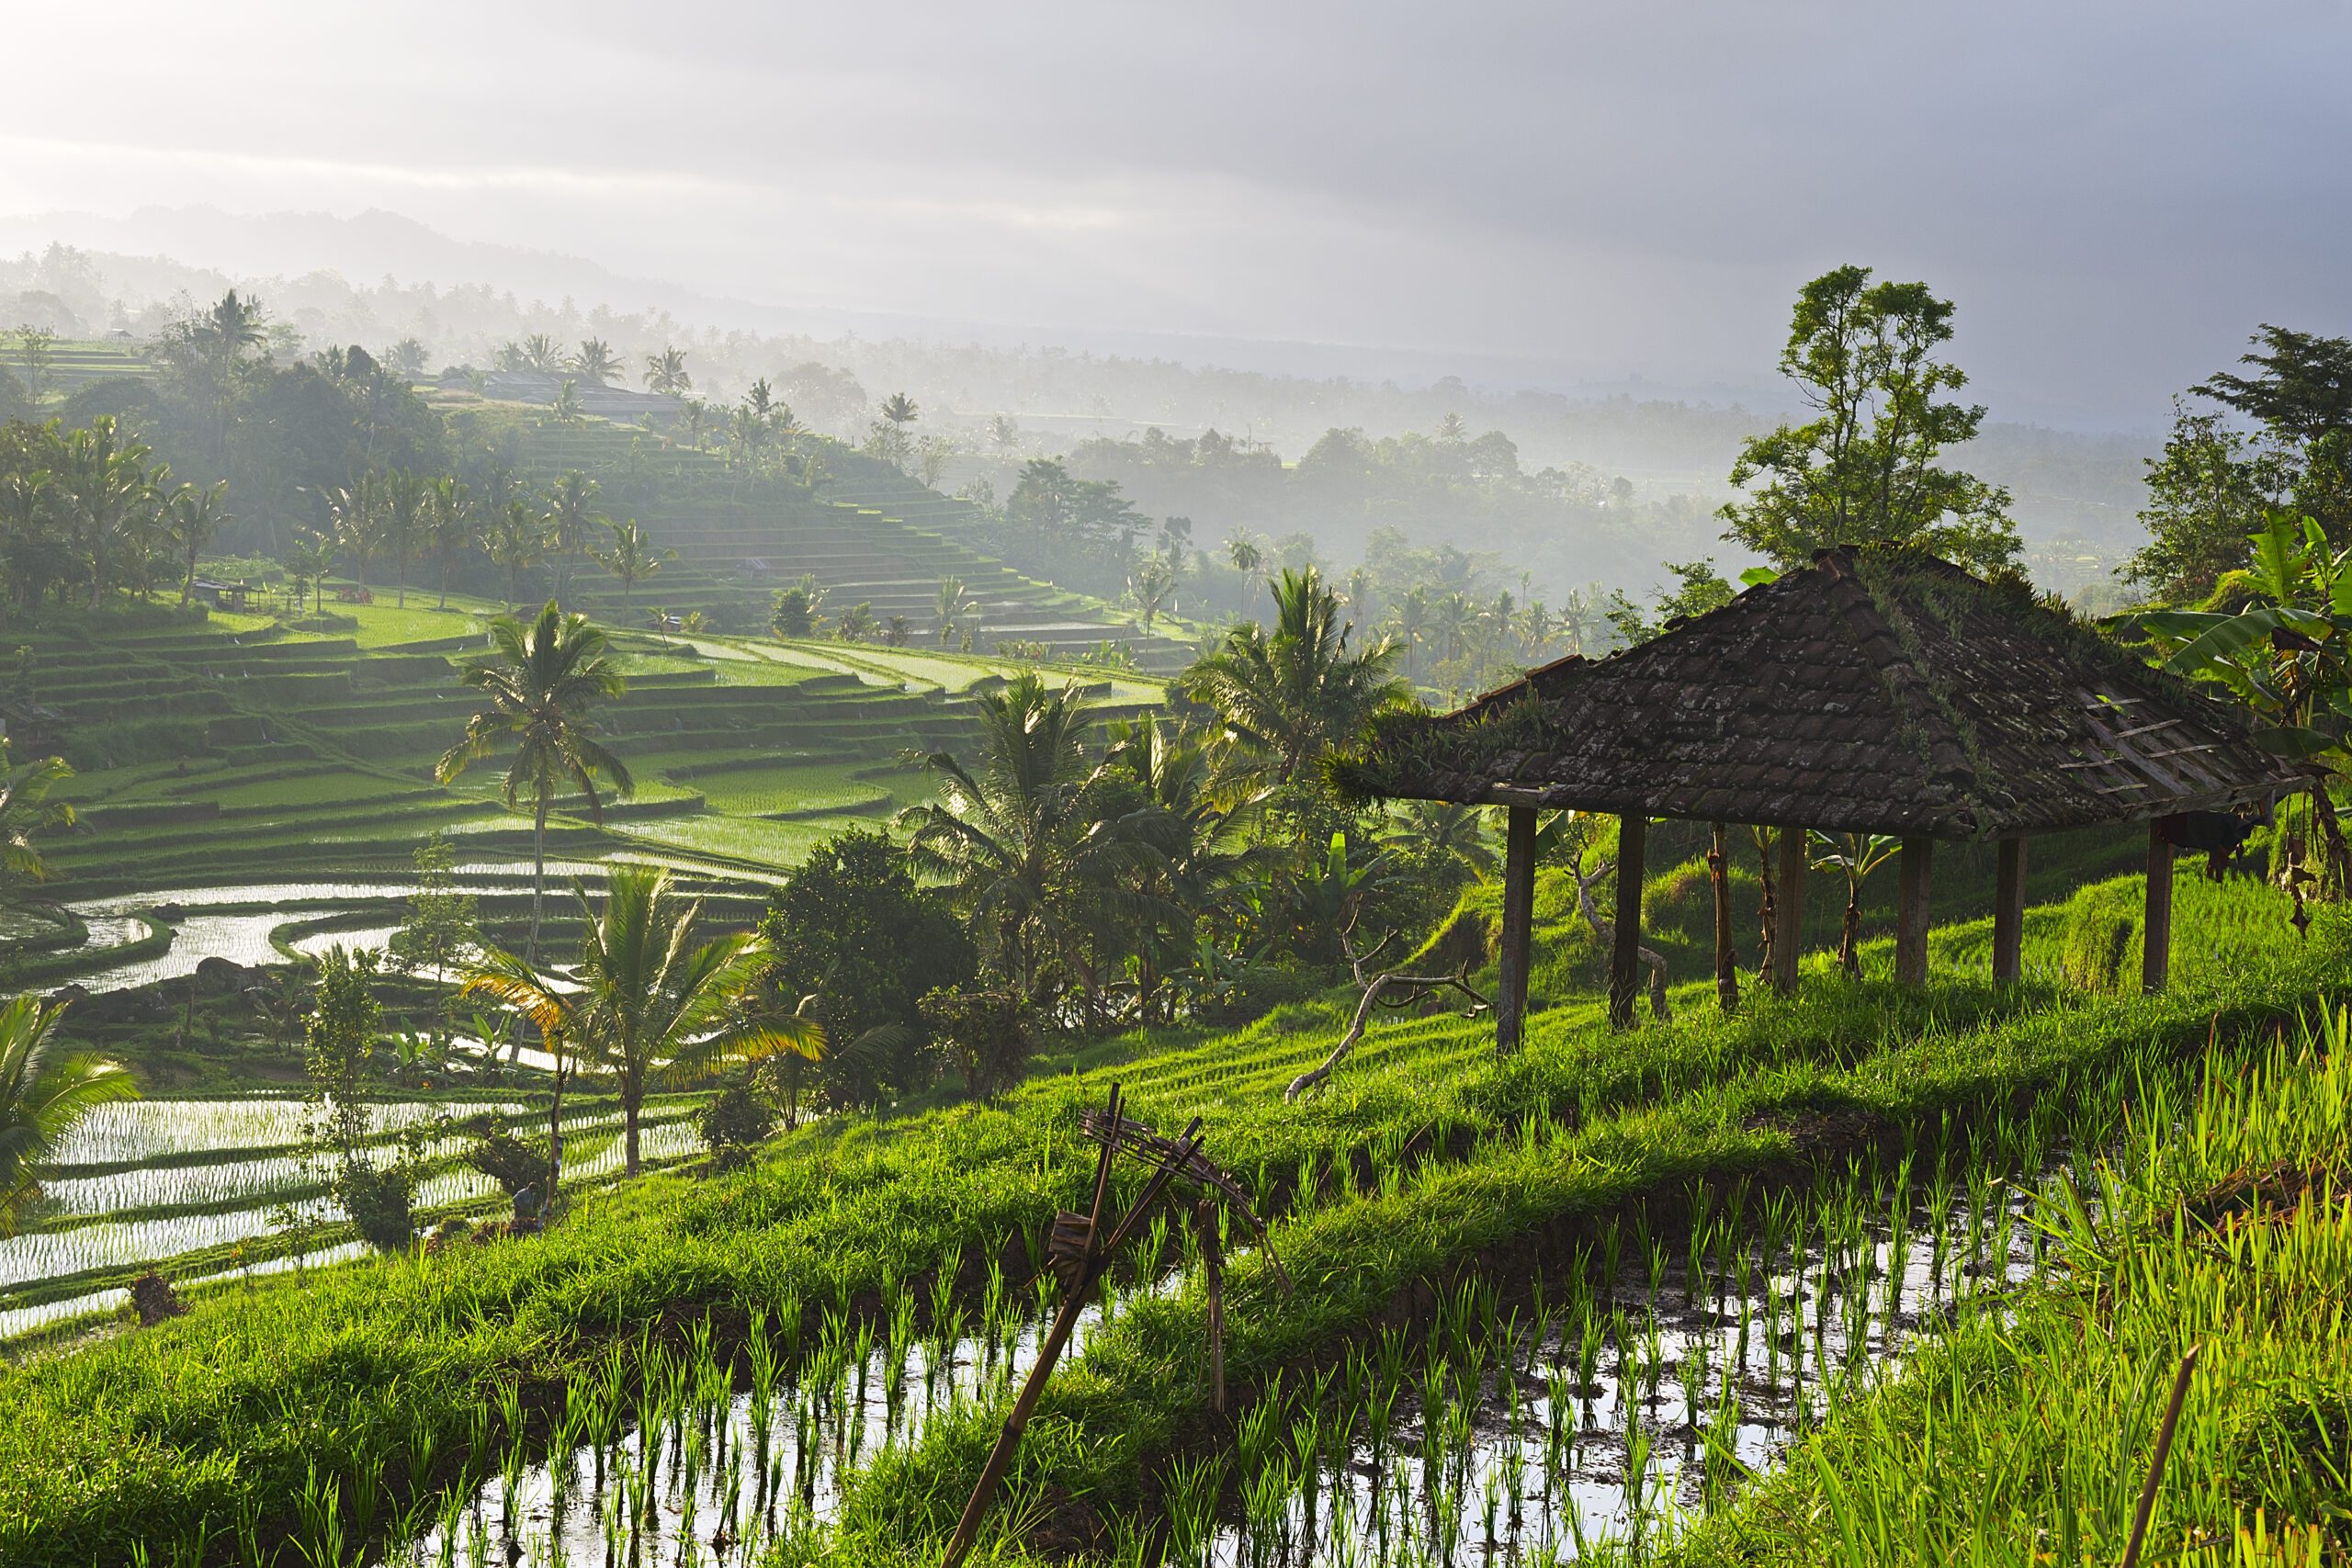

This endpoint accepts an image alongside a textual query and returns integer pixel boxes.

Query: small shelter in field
[1334,546,2302,1041]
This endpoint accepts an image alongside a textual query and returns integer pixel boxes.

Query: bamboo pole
[1709,822,1739,1013]
[2143,821,2174,994]
[1772,826,1806,994]
[1608,812,1646,1029]
[1494,804,1537,1054]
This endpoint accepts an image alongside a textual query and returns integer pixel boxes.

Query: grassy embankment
[0,866,2337,1564]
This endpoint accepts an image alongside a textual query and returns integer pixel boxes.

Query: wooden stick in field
[2119,1344,2199,1568]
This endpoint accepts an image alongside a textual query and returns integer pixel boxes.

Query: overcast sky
[2,1,2343,430]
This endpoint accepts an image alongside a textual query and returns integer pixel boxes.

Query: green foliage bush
[459,1120,548,1197]
[919,986,1034,1101]
[695,1075,777,1159]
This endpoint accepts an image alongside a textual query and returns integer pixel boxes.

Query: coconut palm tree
[520,334,563,373]
[327,474,379,591]
[165,480,229,607]
[0,749,77,905]
[1,997,135,1235]
[379,468,430,607]
[551,380,587,425]
[1180,567,1410,786]
[899,674,1102,998]
[568,864,823,1175]
[51,417,163,609]
[436,603,633,959]
[568,339,623,386]
[424,476,473,610]
[595,518,673,610]
[544,472,602,605]
[643,346,692,397]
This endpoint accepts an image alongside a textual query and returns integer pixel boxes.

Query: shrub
[919,986,1035,1102]
[335,1159,415,1254]
[460,1121,548,1197]
[696,1076,777,1157]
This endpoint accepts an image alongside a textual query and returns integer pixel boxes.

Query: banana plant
[2134,511,2352,900]
[1807,830,1901,978]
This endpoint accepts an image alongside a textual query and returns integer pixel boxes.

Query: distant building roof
[1335,546,2301,840]
[441,368,685,422]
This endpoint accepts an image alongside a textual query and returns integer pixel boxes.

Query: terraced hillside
[0,337,157,399]
[12,594,1164,909]
[455,407,1194,671]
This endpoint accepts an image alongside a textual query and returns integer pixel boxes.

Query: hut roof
[1336,547,2301,840]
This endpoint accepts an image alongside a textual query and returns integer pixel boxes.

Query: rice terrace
[2,11,2350,1566]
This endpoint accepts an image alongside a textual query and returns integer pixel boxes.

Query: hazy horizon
[5,2,2346,433]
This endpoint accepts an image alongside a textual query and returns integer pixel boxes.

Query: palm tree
[379,468,430,608]
[551,380,586,425]
[677,399,713,448]
[1383,800,1498,881]
[327,474,379,591]
[284,530,335,618]
[0,997,136,1235]
[569,339,623,386]
[520,334,563,373]
[0,749,77,904]
[879,392,920,428]
[568,864,823,1174]
[934,576,977,646]
[424,477,473,610]
[1227,534,1264,575]
[1103,716,1265,1021]
[1391,585,1434,683]
[643,346,692,397]
[165,480,229,607]
[196,289,268,369]
[1127,556,1175,632]
[482,499,548,611]
[1179,567,1410,786]
[743,378,778,421]
[544,472,602,605]
[51,417,163,609]
[595,518,673,610]
[899,674,1102,998]
[435,603,634,958]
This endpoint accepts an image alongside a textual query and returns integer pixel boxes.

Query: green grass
[0,871,2339,1564]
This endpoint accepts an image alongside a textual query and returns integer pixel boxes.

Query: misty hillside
[0,217,2153,601]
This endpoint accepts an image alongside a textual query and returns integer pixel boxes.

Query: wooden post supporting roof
[1772,827,1806,994]
[1894,837,1934,987]
[1992,836,2028,986]
[1494,805,1537,1054]
[1609,812,1646,1030]
[1709,822,1739,1013]
[2143,822,2174,994]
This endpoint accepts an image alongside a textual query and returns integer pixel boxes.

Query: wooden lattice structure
[1335,547,2303,1033]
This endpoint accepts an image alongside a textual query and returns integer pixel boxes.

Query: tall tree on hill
[0,997,136,1235]
[567,863,822,1175]
[1719,265,2019,575]
[1181,566,1410,791]
[484,498,547,610]
[544,472,602,607]
[643,346,692,397]
[569,339,622,386]
[327,475,379,592]
[436,602,633,959]
[51,417,164,610]
[379,468,430,608]
[899,674,1108,999]
[165,480,229,607]
[424,476,473,610]
[596,518,673,610]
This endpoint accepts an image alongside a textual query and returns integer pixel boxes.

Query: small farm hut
[1334,547,2303,1040]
